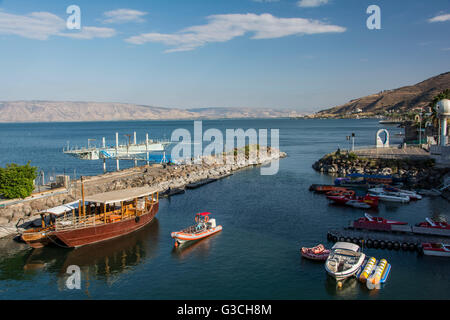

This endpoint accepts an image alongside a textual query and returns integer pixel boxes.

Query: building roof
[39,201,83,216]
[332,242,360,252]
[85,186,161,205]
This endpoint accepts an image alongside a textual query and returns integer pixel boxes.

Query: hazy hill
[0,101,303,123]
[315,71,450,117]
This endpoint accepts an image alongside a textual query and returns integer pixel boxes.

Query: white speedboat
[325,242,366,282]
[381,186,422,200]
[368,188,410,203]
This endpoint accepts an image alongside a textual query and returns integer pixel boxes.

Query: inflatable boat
[171,212,222,247]
[301,244,330,261]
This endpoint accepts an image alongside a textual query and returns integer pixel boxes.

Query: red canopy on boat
[196,212,212,216]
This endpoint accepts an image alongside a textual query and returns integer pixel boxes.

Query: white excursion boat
[325,242,366,282]
[375,186,422,200]
[368,188,410,203]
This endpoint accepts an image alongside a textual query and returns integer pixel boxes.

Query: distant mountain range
[0,101,304,123]
[314,71,450,117]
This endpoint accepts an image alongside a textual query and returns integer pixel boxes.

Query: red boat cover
[196,212,212,216]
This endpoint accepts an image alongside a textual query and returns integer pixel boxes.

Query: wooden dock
[327,226,449,252]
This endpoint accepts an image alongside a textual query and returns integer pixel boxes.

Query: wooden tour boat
[21,177,160,249]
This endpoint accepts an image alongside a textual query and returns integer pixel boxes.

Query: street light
[351,133,355,151]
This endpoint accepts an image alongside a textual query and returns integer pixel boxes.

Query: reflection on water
[18,219,160,289]
[324,276,361,299]
[171,233,221,261]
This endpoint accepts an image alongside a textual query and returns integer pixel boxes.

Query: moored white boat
[368,188,410,203]
[325,242,366,282]
[380,186,422,200]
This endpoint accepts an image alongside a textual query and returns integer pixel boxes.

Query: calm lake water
[0,119,449,300]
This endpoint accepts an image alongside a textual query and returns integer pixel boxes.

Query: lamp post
[351,133,355,151]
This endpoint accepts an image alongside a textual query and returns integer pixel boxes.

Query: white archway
[376,129,390,148]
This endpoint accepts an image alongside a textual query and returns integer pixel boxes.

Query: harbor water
[0,119,449,299]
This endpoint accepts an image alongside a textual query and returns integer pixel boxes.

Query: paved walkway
[354,147,431,160]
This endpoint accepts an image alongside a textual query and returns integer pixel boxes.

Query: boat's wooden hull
[52,203,159,248]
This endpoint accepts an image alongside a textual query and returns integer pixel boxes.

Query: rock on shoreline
[312,150,448,189]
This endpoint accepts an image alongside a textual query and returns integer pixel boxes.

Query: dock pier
[327,225,450,252]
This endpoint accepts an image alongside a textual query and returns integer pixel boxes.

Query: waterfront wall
[0,148,286,238]
[312,150,449,189]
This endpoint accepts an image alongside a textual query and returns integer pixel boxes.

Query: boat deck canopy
[196,212,212,216]
[85,186,161,205]
[38,201,84,216]
[332,242,360,252]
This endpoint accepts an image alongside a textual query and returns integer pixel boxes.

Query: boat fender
[402,243,408,251]
[409,243,416,251]
[135,216,140,223]
[327,233,332,241]
[373,240,379,248]
[333,236,338,242]
[393,242,400,250]
[339,237,345,242]
[387,241,393,250]
[380,241,386,249]
[346,237,351,243]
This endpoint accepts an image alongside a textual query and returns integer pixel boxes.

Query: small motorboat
[352,213,407,230]
[416,218,450,230]
[421,243,450,257]
[383,186,422,200]
[345,200,371,209]
[327,194,379,209]
[370,187,421,201]
[325,242,366,283]
[171,212,222,247]
[368,189,410,203]
[301,244,330,261]
[310,185,348,194]
[325,189,355,197]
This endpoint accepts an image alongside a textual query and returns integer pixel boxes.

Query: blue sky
[0,0,449,112]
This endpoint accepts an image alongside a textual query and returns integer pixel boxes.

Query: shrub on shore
[0,162,37,199]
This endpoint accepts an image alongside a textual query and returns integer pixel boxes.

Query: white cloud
[102,9,148,24]
[125,13,346,52]
[428,13,450,23]
[0,10,116,40]
[297,0,329,8]
[0,11,65,40]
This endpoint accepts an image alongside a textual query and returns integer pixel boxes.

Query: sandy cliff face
[0,101,302,122]
[316,72,450,116]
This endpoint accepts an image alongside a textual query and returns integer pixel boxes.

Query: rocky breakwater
[312,150,449,189]
[0,146,286,238]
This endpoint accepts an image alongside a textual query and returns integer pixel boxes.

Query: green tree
[0,162,38,199]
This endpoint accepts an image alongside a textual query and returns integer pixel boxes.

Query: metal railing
[54,202,157,231]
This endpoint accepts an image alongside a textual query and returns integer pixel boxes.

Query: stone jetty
[312,149,449,189]
[0,147,286,239]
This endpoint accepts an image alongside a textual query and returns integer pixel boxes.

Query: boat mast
[81,176,86,218]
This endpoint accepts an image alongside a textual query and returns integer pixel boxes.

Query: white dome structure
[436,99,450,117]
[437,99,450,146]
